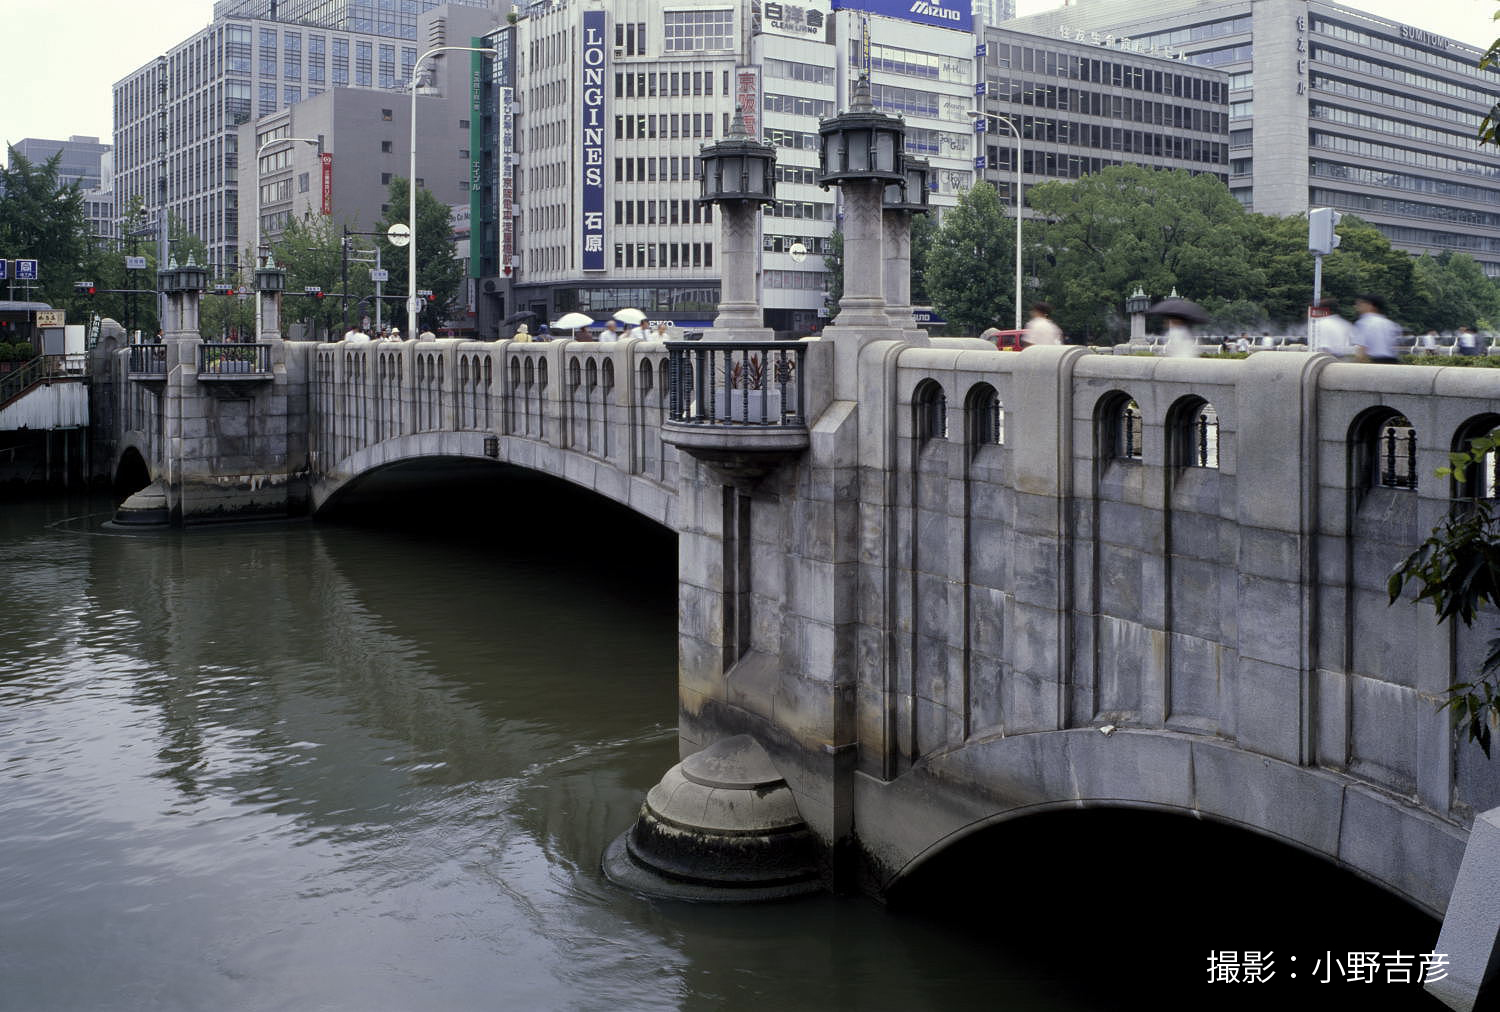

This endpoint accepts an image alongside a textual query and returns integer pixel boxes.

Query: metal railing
[198,343,272,377]
[0,354,87,410]
[666,341,806,426]
[128,344,168,376]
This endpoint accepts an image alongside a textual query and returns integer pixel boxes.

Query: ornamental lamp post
[407,44,498,343]
[1126,285,1151,343]
[255,253,288,340]
[882,155,931,331]
[698,106,776,338]
[817,76,906,331]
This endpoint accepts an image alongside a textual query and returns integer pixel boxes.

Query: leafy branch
[1388,431,1500,756]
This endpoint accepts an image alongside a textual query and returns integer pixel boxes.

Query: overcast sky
[4,0,1497,169]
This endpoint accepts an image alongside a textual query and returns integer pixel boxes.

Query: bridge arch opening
[885,807,1440,1008]
[113,446,151,496]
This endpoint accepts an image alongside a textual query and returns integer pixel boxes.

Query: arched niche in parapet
[964,381,1003,455]
[1093,390,1143,468]
[1348,406,1419,503]
[912,378,948,444]
[1450,413,1500,504]
[1165,394,1220,471]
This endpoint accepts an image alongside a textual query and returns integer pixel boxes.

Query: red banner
[320,153,333,215]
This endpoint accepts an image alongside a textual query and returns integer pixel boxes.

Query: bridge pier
[1431,805,1500,1010]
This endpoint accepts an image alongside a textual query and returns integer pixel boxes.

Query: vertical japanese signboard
[470,39,485,280]
[501,84,515,275]
[580,10,607,271]
[320,152,333,214]
[735,67,761,137]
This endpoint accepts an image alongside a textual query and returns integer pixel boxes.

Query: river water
[0,481,1445,1011]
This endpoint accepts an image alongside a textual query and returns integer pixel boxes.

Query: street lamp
[407,44,498,341]
[968,110,1024,331]
[254,135,320,341]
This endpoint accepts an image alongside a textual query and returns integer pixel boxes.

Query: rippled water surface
[0,486,1444,1011]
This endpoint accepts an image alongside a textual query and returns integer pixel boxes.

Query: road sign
[36,310,66,327]
[386,223,411,247]
[303,285,323,294]
[0,260,7,280]
[406,296,423,313]
[369,268,389,282]
[125,256,148,270]
[15,259,38,280]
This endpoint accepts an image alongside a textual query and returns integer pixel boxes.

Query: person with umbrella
[1148,295,1208,358]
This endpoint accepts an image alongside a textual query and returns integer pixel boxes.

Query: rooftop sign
[833,0,972,33]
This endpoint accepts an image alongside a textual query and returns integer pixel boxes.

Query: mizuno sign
[831,0,972,32]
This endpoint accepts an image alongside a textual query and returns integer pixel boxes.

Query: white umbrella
[553,311,594,338]
[613,307,647,326]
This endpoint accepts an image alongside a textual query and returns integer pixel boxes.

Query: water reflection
[0,480,1445,1011]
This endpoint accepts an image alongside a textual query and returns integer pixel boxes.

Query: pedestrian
[537,323,551,342]
[390,326,402,341]
[1163,314,1199,357]
[654,321,670,340]
[513,323,531,343]
[1458,326,1481,357]
[600,320,621,343]
[1352,295,1400,363]
[1420,329,1439,352]
[1021,301,1063,347]
[1310,299,1354,357]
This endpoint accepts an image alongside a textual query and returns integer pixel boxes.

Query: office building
[1004,0,1500,275]
[212,0,498,40]
[10,135,111,190]
[112,2,501,279]
[975,24,1230,205]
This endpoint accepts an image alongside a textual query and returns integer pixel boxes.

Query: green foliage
[269,213,357,338]
[910,212,935,307]
[1025,166,1263,341]
[375,177,462,333]
[0,148,87,307]
[925,182,1016,335]
[1389,430,1500,757]
[824,229,844,308]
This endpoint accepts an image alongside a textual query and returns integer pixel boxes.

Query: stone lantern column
[699,108,777,340]
[256,255,287,340]
[882,157,930,333]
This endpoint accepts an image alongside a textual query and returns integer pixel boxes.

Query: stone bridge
[91,280,1500,1006]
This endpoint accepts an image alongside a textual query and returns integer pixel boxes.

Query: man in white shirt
[599,320,621,343]
[1022,302,1063,346]
[1352,295,1400,363]
[1310,299,1354,357]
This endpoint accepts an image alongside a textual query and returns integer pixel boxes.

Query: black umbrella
[1147,297,1209,324]
[504,310,537,325]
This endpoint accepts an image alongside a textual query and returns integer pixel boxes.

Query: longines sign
[580,10,606,272]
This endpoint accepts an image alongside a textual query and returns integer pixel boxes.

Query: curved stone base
[601,734,824,902]
[111,481,170,526]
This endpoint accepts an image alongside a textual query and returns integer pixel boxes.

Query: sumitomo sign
[832,0,971,32]
[581,10,607,272]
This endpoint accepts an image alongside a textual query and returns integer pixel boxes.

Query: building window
[382,108,393,121]
[663,9,734,52]
[381,172,392,185]
[298,172,310,193]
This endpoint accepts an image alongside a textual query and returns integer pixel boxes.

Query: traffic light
[1308,207,1342,255]
[74,281,97,296]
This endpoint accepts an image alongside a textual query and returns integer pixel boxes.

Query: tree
[909,212,935,307]
[925,182,1015,335]
[270,213,356,339]
[1025,166,1263,341]
[824,229,844,310]
[0,148,87,307]
[375,177,462,333]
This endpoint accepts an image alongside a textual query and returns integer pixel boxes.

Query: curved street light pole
[969,111,1024,331]
[254,136,320,341]
[408,45,498,341]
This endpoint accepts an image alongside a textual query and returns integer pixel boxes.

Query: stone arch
[1095,390,1142,464]
[963,381,1002,451]
[1451,412,1500,501]
[912,378,947,442]
[864,729,1461,918]
[1349,406,1417,495]
[1166,394,1219,469]
[113,444,152,495]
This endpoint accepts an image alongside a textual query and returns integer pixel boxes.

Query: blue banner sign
[912,307,947,326]
[832,0,972,32]
[581,10,607,272]
[0,260,7,281]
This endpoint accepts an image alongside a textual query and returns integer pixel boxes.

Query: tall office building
[212,0,498,39]
[487,0,978,337]
[1004,0,1500,275]
[10,136,111,190]
[971,0,1015,28]
[112,2,502,278]
[974,25,1230,205]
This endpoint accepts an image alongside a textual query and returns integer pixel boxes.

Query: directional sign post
[15,260,38,280]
